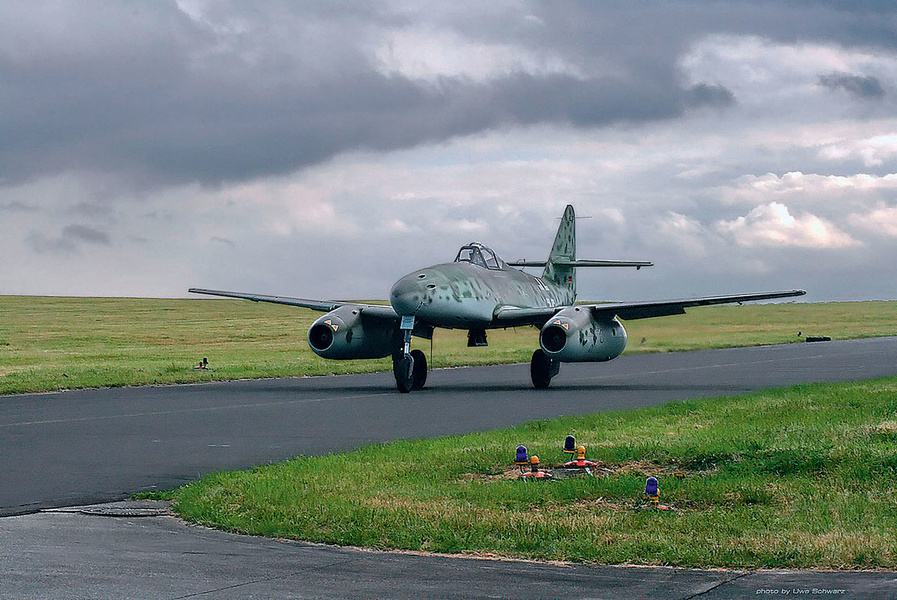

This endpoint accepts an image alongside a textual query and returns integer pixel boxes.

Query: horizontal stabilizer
[509,259,653,268]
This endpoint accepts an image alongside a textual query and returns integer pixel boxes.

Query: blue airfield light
[515,445,529,465]
[563,435,576,454]
[644,476,659,506]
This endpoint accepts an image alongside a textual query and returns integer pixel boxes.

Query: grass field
[1,295,896,395]
[168,377,897,569]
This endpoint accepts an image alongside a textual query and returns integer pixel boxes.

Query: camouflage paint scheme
[190,205,805,391]
[389,206,579,329]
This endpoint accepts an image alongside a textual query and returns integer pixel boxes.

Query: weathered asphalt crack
[683,571,751,599]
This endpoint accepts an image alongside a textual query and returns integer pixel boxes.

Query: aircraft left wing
[188,288,400,319]
[588,289,807,321]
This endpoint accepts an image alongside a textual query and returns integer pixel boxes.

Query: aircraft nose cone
[390,274,425,315]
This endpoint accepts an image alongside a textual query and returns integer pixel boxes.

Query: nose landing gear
[394,317,428,393]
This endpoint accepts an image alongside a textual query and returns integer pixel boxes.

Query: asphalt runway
[3,338,897,598]
[3,337,897,517]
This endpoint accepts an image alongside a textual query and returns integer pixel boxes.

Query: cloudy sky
[2,1,896,302]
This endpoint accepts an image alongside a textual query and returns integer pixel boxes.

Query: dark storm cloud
[63,224,111,245]
[685,83,737,109]
[0,1,894,191]
[210,236,236,248]
[818,72,886,100]
[27,224,111,254]
[0,201,36,213]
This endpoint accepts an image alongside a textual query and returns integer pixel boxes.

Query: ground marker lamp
[644,477,659,506]
[515,445,529,465]
[563,435,576,454]
[522,454,539,476]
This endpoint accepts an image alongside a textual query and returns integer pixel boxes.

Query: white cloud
[723,171,897,201]
[716,202,860,249]
[445,218,488,234]
[225,180,343,238]
[654,212,708,257]
[849,204,897,238]
[373,27,584,83]
[818,134,897,168]
[593,207,626,226]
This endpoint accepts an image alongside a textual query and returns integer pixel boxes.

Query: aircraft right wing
[187,288,400,320]
[588,289,807,321]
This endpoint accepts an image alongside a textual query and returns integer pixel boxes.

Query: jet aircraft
[190,205,805,392]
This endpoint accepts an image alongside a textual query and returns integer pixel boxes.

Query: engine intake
[539,306,627,362]
[308,322,335,351]
[307,305,398,360]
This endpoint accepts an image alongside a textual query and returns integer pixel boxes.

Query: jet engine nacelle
[307,305,397,360]
[539,306,627,362]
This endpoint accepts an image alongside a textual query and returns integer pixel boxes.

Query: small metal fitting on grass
[520,455,553,480]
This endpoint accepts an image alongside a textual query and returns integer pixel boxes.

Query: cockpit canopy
[454,242,506,270]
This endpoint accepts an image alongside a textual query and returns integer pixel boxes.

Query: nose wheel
[394,349,427,392]
[394,353,413,393]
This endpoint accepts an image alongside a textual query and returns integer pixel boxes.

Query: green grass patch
[1,296,895,395]
[172,378,897,568]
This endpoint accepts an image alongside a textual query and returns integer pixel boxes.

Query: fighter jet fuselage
[390,252,569,329]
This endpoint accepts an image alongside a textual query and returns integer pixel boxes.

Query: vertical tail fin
[543,205,576,300]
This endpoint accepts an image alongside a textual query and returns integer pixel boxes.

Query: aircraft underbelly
[426,296,496,327]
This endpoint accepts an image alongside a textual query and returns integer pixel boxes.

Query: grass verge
[2,296,896,395]
[171,377,897,569]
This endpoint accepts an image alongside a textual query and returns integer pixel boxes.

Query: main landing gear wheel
[394,354,414,393]
[530,349,559,389]
[410,349,427,391]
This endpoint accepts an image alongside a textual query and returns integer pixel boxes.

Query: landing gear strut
[530,349,559,389]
